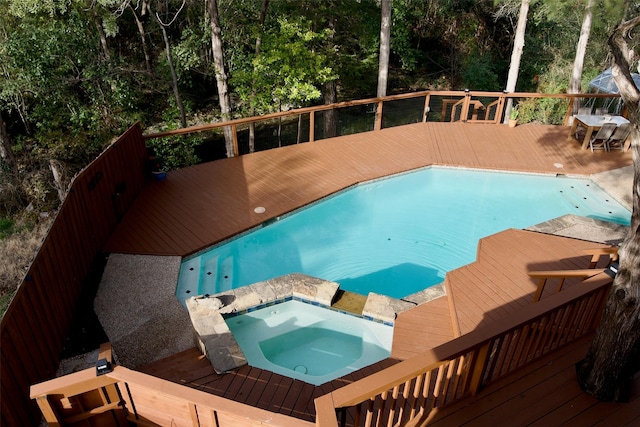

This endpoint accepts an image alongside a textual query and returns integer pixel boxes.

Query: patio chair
[595,107,609,115]
[578,107,593,115]
[589,122,617,152]
[606,123,632,151]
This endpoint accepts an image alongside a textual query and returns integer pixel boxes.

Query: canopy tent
[588,68,640,94]
[582,68,640,114]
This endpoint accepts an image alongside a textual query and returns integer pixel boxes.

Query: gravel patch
[94,254,192,368]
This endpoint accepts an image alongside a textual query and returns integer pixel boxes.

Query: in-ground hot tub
[224,299,393,386]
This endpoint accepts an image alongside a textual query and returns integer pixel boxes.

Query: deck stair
[391,228,612,359]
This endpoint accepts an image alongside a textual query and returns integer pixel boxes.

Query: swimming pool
[177,167,630,301]
[225,300,392,385]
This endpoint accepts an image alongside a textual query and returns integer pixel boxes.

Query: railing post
[374,100,384,131]
[496,94,507,124]
[461,90,471,123]
[466,341,492,396]
[315,393,339,427]
[423,94,431,122]
[35,396,62,426]
[232,124,239,157]
[309,111,315,142]
[564,97,576,126]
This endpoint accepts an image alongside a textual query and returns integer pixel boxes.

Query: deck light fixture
[96,358,113,376]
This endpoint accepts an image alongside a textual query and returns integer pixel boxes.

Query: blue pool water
[177,167,630,301]
[225,300,392,385]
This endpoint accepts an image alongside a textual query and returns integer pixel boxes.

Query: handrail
[315,272,612,426]
[143,91,621,146]
[31,365,313,427]
[528,269,606,302]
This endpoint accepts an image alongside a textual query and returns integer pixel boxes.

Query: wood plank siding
[104,122,632,257]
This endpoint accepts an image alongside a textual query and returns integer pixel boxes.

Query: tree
[208,0,234,157]
[248,0,269,153]
[152,0,187,128]
[568,0,595,94]
[503,0,529,122]
[576,15,640,402]
[377,0,391,97]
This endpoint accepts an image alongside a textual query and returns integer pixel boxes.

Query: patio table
[568,114,631,150]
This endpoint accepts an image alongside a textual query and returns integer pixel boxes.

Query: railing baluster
[394,379,412,427]
[409,372,425,420]
[364,397,374,427]
[386,385,400,427]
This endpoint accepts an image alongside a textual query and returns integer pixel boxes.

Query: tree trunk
[158,22,187,128]
[92,8,111,61]
[130,3,152,74]
[576,16,640,402]
[569,0,595,94]
[323,81,338,139]
[0,116,26,212]
[0,114,17,170]
[503,0,529,123]
[376,0,391,98]
[249,0,270,153]
[208,0,234,157]
[322,16,338,139]
[49,159,67,203]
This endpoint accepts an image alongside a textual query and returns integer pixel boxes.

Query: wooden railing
[143,91,621,157]
[29,270,611,426]
[1,123,148,427]
[30,344,311,427]
[314,272,612,427]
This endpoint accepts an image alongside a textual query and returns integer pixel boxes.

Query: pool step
[331,290,367,315]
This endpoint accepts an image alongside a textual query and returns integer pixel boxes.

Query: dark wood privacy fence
[0,123,148,427]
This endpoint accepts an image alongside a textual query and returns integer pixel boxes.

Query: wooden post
[35,396,62,426]
[564,97,577,126]
[495,95,506,124]
[461,90,471,123]
[231,124,239,157]
[374,100,384,131]
[466,341,492,396]
[309,111,315,142]
[423,94,431,122]
[314,393,340,427]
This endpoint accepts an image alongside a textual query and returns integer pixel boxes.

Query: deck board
[444,229,609,336]
[120,121,633,424]
[427,335,640,427]
[104,122,631,257]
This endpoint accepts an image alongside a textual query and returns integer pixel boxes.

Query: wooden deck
[139,348,400,423]
[110,122,635,425]
[391,229,611,360]
[427,335,640,426]
[104,122,631,257]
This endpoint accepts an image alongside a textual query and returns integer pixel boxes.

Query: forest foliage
[0,0,630,222]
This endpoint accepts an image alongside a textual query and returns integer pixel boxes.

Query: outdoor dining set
[568,107,633,152]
